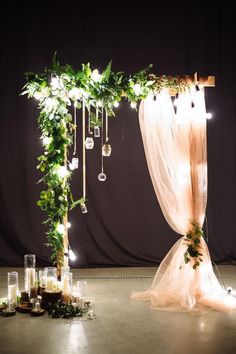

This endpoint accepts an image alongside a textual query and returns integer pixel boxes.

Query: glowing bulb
[69,249,76,261]
[56,166,69,178]
[130,102,136,109]
[206,112,212,119]
[42,136,51,145]
[57,224,65,234]
[91,69,101,82]
[67,222,71,228]
[113,101,119,108]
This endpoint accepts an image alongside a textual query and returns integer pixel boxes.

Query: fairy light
[91,69,101,82]
[130,102,136,109]
[69,249,76,261]
[206,112,212,119]
[57,224,65,234]
[113,101,119,108]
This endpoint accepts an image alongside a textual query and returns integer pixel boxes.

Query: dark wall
[0,1,235,267]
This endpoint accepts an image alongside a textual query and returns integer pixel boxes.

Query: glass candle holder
[98,172,107,182]
[80,203,88,214]
[61,271,73,304]
[8,271,18,305]
[102,144,112,157]
[24,254,36,295]
[94,126,100,137]
[39,269,47,288]
[45,267,57,292]
[85,137,94,149]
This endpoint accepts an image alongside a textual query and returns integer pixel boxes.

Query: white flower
[44,97,59,112]
[133,83,142,96]
[51,77,61,90]
[68,87,81,100]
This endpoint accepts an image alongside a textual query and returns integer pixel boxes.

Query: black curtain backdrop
[0,1,235,268]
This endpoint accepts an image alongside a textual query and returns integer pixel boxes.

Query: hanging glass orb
[98,172,107,182]
[94,126,100,138]
[85,137,94,149]
[80,203,88,214]
[102,144,112,157]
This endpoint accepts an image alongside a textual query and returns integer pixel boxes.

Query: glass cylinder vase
[45,267,57,292]
[24,254,36,298]
[61,268,73,304]
[8,271,18,305]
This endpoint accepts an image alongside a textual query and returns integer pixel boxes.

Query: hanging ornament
[98,108,107,182]
[69,157,79,170]
[88,106,92,134]
[82,100,87,212]
[102,144,112,157]
[94,126,100,137]
[94,104,100,137]
[80,203,88,214]
[85,137,94,149]
[73,103,77,156]
[98,172,107,182]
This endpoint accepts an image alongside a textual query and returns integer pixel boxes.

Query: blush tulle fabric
[131,88,236,311]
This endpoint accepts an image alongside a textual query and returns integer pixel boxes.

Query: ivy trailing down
[22,54,190,267]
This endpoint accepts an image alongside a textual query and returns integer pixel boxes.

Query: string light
[91,69,101,82]
[130,102,136,109]
[56,224,65,234]
[206,112,212,119]
[113,101,119,108]
[69,249,76,261]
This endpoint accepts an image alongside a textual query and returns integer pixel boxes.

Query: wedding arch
[23,55,214,273]
[23,55,236,313]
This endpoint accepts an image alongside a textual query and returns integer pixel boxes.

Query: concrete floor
[0,265,236,354]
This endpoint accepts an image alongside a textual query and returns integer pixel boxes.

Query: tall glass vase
[24,254,37,299]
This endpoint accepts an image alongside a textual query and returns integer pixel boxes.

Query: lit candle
[8,284,17,303]
[25,268,36,292]
[45,276,56,292]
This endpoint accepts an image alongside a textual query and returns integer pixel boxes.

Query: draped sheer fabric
[131,88,236,311]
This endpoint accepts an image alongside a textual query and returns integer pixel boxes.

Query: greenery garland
[22,54,191,267]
